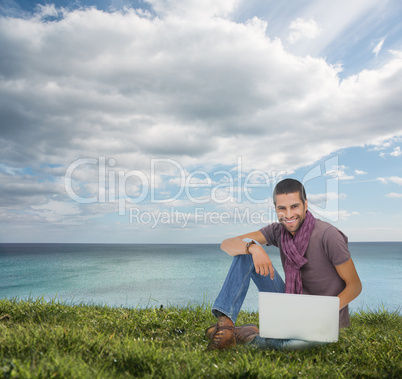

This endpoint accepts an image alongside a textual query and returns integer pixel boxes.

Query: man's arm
[335,258,362,310]
[220,231,276,279]
[220,231,267,255]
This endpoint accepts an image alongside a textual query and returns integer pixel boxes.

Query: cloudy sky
[1,0,401,243]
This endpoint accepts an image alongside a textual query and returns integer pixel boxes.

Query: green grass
[0,298,401,378]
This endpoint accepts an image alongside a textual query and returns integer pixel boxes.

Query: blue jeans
[212,255,320,350]
[212,254,285,323]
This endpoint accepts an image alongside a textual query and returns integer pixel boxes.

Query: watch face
[246,241,255,254]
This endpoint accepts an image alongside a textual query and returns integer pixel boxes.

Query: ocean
[0,243,401,314]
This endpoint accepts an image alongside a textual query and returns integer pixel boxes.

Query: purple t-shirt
[259,219,351,328]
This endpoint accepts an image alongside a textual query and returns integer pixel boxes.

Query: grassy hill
[0,298,401,378]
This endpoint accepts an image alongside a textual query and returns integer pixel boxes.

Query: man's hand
[220,231,275,279]
[249,244,275,279]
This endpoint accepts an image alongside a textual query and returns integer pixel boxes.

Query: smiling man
[207,178,362,350]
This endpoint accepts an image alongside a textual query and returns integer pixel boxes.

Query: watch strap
[245,240,256,255]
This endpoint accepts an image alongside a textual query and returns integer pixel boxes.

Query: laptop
[258,292,340,342]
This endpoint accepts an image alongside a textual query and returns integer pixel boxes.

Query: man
[207,178,362,350]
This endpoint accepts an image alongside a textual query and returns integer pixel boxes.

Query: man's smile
[279,216,303,234]
[280,217,299,225]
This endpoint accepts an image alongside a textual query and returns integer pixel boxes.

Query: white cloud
[372,36,386,56]
[145,0,240,18]
[390,146,402,157]
[288,18,321,44]
[370,141,393,151]
[355,169,367,175]
[326,166,354,181]
[31,199,81,218]
[308,192,346,204]
[266,0,383,58]
[310,209,359,221]
[376,141,402,157]
[389,177,402,185]
[1,5,401,181]
[386,192,402,198]
[0,2,402,242]
[377,176,402,185]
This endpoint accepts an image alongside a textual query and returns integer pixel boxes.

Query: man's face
[275,192,308,235]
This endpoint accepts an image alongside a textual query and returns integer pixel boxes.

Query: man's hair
[273,178,307,205]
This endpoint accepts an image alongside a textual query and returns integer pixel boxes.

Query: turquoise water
[0,243,400,313]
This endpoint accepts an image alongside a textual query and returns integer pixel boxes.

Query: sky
[0,0,401,243]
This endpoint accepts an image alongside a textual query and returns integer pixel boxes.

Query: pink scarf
[280,210,316,294]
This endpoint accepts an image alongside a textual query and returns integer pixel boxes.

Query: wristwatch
[245,240,256,255]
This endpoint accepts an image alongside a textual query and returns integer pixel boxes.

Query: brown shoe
[208,315,236,350]
[206,323,259,346]
[235,324,259,344]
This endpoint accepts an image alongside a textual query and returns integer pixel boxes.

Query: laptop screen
[258,292,340,342]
